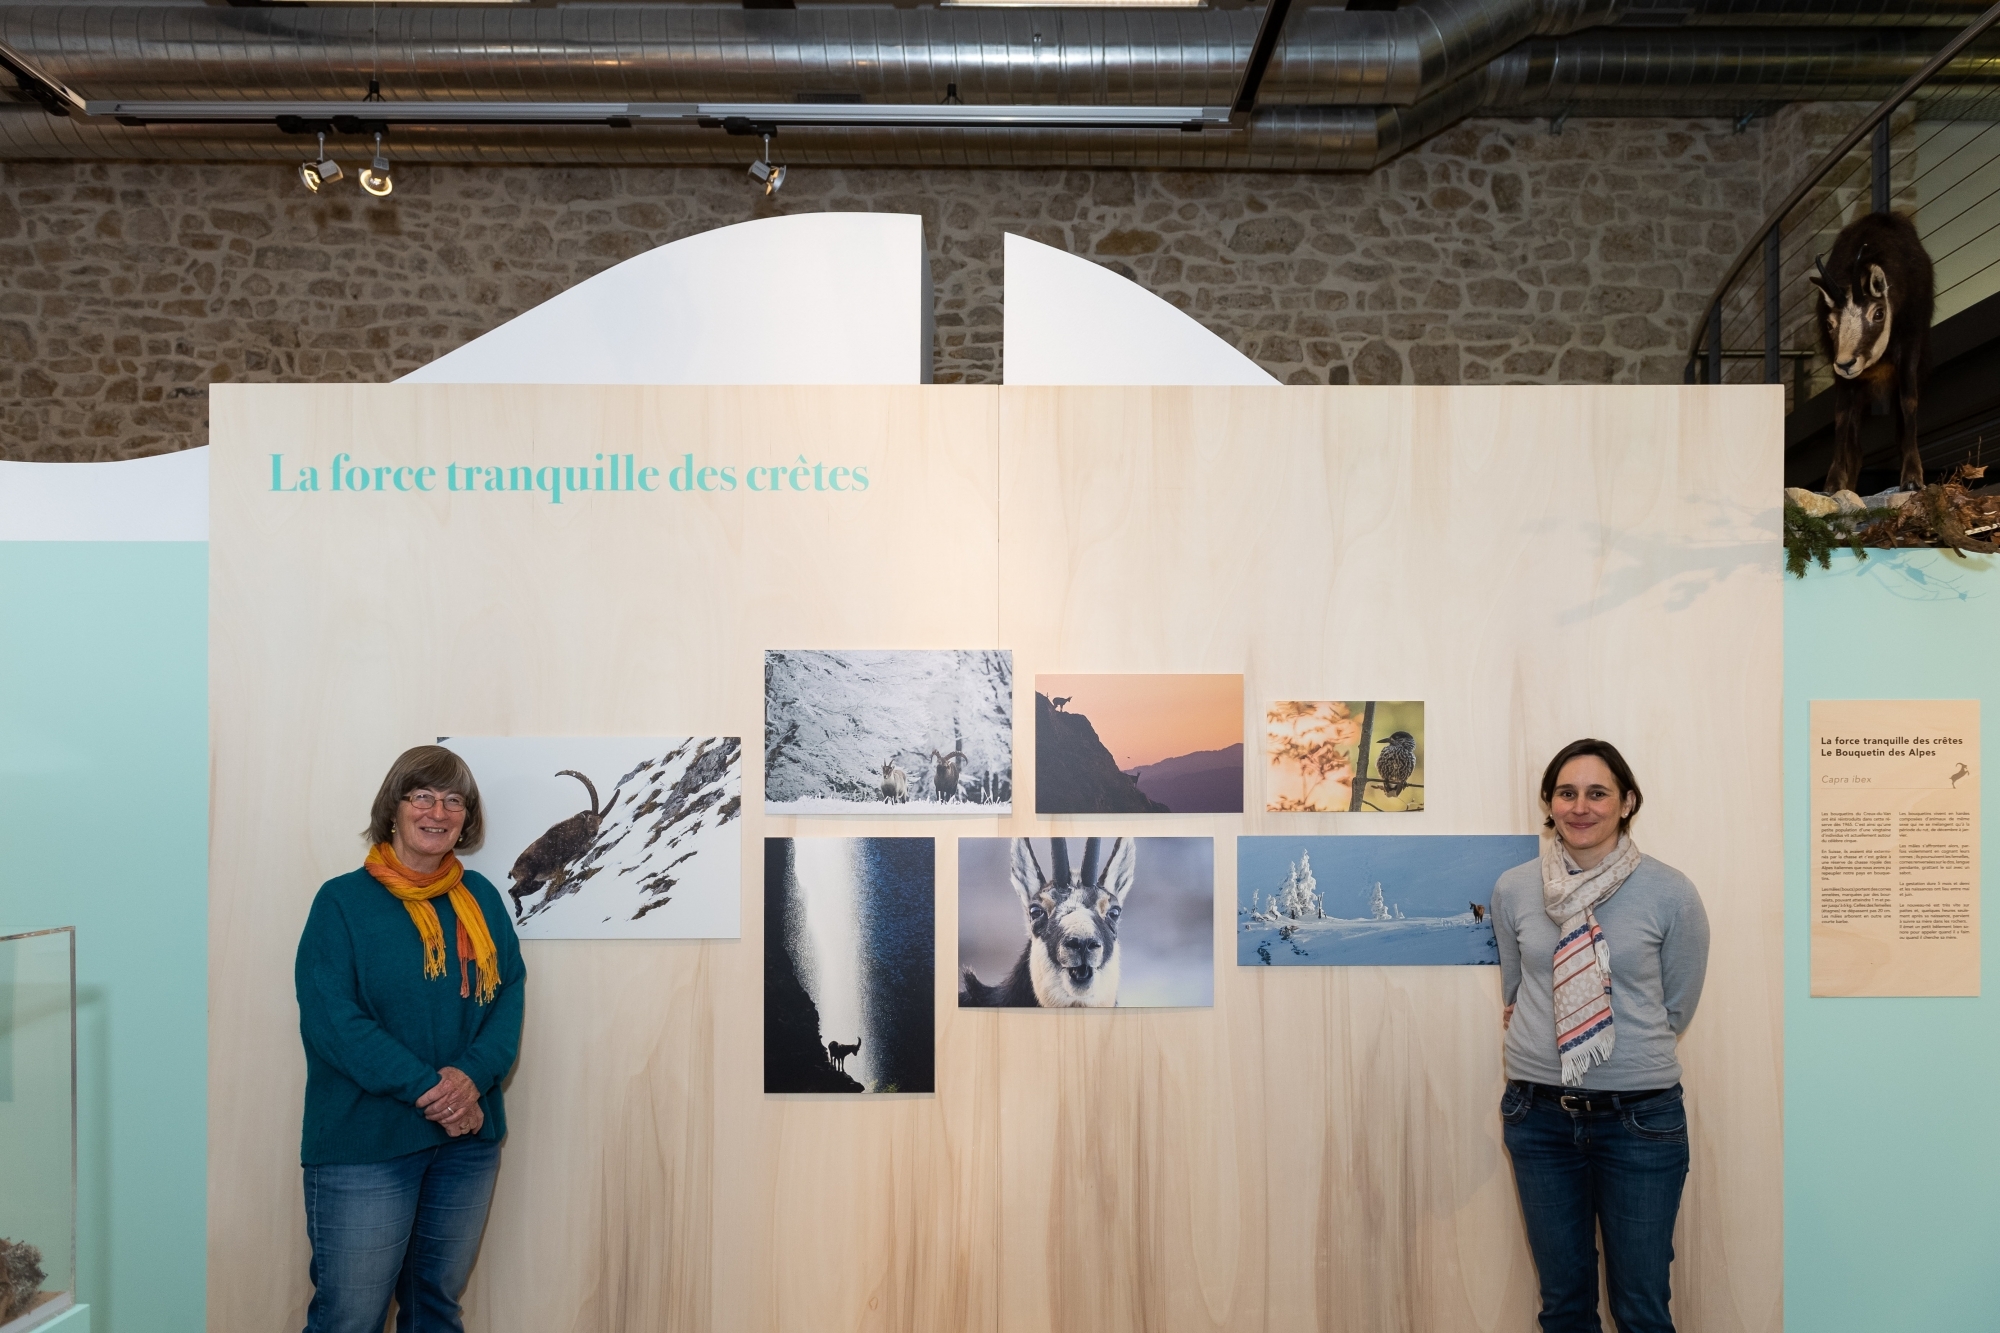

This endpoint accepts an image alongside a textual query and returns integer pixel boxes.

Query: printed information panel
[1811,699,1980,997]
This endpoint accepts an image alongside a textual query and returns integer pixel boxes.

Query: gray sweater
[1491,853,1710,1091]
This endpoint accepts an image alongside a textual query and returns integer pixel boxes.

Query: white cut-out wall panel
[1001,232,1277,386]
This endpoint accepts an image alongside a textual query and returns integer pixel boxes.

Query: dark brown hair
[366,745,485,851]
[1539,738,1643,832]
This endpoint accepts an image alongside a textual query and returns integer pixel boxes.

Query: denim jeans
[1501,1081,1690,1333]
[302,1137,501,1333]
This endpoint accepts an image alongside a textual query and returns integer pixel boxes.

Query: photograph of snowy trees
[1237,834,1537,966]
[445,735,742,939]
[764,649,1013,814]
[1034,675,1243,814]
[958,837,1214,1007]
[1265,701,1425,812]
[765,837,935,1094]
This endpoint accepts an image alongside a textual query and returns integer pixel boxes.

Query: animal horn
[1048,837,1073,887]
[556,769,601,815]
[1021,838,1049,889]
[1078,837,1102,888]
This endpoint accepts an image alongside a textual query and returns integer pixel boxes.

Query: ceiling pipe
[1626,0,2000,25]
[0,4,1995,169]
[5,27,1994,170]
[0,0,1614,110]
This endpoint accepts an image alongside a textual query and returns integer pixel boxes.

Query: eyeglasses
[403,790,467,813]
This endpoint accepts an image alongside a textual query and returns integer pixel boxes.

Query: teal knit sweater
[295,866,527,1166]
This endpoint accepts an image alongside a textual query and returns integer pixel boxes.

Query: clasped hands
[417,1066,483,1137]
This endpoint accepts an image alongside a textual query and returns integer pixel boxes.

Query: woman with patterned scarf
[294,745,526,1333]
[1489,738,1710,1333]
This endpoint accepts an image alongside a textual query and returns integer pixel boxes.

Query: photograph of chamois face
[958,837,1214,1008]
[1237,834,1536,967]
[765,838,934,1094]
[764,649,1013,814]
[444,735,742,939]
[1264,700,1426,813]
[1034,674,1243,814]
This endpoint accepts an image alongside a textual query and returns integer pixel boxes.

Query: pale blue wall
[0,543,207,1333]
[1785,550,2000,1329]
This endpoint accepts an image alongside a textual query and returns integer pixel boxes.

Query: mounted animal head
[1809,251,1894,380]
[1010,837,1136,1007]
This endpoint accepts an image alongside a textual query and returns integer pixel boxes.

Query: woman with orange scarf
[294,745,526,1333]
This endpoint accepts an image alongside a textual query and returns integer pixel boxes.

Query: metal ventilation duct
[0,1,1994,169]
[0,0,1621,108]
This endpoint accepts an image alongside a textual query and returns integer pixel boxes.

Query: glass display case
[0,928,75,1333]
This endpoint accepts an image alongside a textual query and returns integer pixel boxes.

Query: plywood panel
[207,385,1007,1333]
[993,387,1783,1333]
[208,383,1782,1333]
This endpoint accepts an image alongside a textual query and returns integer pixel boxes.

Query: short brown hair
[366,745,485,852]
[1539,738,1643,832]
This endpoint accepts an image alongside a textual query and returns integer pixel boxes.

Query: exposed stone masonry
[1,113,1804,460]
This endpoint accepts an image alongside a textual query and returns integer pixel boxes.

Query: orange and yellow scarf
[364,842,501,1004]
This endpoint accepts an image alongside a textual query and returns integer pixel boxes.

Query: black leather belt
[1515,1081,1675,1114]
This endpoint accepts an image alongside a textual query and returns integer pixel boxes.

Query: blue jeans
[1501,1081,1690,1333]
[302,1138,501,1333]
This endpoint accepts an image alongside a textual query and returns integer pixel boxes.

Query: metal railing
[1686,0,2000,404]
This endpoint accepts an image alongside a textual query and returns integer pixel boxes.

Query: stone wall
[0,114,1774,460]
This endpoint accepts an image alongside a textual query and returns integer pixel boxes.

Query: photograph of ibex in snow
[764,649,1013,815]
[958,836,1214,1008]
[444,735,742,940]
[1237,834,1536,966]
[765,837,934,1094]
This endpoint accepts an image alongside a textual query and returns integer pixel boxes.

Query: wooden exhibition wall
[207,383,1784,1333]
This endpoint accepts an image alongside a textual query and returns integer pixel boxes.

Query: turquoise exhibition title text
[269,452,870,504]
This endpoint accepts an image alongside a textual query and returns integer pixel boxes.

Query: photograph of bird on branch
[1264,700,1425,813]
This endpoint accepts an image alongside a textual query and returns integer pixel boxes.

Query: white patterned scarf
[1542,832,1642,1086]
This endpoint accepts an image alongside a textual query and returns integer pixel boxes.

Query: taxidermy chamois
[1808,212,1935,494]
[880,761,909,803]
[960,838,1136,1007]
[930,749,970,802]
[826,1038,861,1072]
[507,769,613,919]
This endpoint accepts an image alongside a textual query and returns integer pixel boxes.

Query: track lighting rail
[76,99,1234,134]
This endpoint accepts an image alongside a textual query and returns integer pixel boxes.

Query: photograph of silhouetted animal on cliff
[958,836,1214,1008]
[766,837,934,1094]
[1034,674,1243,814]
[445,735,742,939]
[1807,211,1936,494]
[765,649,1012,814]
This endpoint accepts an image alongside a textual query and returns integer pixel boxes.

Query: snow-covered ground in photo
[765,649,1012,814]
[1235,837,1531,967]
[448,735,742,940]
[775,796,1006,817]
[1239,911,1498,966]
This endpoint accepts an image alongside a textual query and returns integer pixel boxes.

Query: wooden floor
[208,384,1784,1333]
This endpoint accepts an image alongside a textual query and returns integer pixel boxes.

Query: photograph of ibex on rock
[958,836,1214,1008]
[445,735,742,940]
